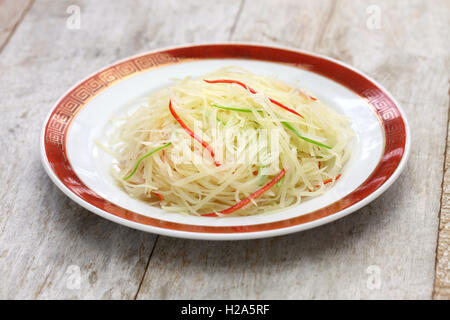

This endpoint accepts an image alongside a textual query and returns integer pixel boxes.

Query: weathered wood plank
[0,0,242,299]
[0,0,33,51]
[136,0,450,299]
[434,109,450,299]
[1,0,448,300]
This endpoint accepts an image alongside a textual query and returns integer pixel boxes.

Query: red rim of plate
[42,43,409,236]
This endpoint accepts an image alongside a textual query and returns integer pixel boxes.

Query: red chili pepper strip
[323,174,341,185]
[169,100,221,167]
[267,98,304,118]
[202,169,286,217]
[308,174,341,192]
[298,89,317,101]
[151,191,163,201]
[318,161,321,169]
[204,79,257,94]
[204,79,304,119]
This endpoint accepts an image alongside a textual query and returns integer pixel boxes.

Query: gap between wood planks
[134,237,159,300]
[433,81,450,299]
[132,0,246,300]
[228,0,245,41]
[312,0,337,50]
[0,0,34,55]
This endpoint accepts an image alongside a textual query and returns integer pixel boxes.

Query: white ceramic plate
[40,43,410,240]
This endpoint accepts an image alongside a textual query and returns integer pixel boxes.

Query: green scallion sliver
[281,122,331,149]
[212,104,262,113]
[123,142,172,181]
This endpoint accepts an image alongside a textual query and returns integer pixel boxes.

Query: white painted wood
[136,0,450,299]
[0,0,242,299]
[0,0,449,299]
[0,0,33,51]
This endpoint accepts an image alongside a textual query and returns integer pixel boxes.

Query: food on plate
[106,67,354,217]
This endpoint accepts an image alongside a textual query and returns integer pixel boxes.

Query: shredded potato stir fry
[107,67,354,216]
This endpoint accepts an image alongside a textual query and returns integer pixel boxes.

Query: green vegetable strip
[123,142,172,180]
[212,104,262,113]
[256,165,267,186]
[276,175,285,187]
[216,116,226,125]
[281,122,332,149]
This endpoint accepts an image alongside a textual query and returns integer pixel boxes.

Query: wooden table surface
[0,0,449,300]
